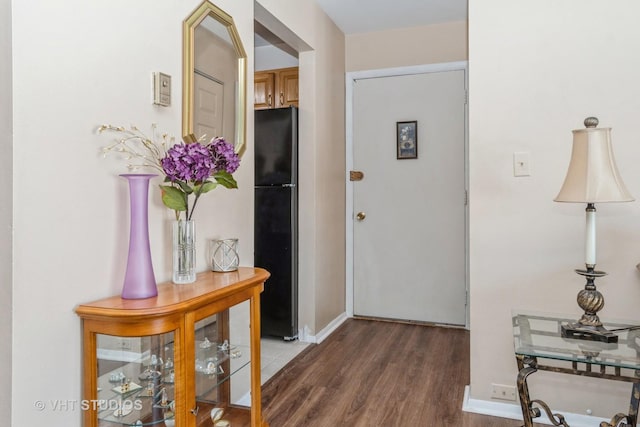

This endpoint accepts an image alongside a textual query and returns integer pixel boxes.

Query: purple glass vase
[120,174,158,299]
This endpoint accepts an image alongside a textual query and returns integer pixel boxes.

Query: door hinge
[464,190,468,206]
[464,90,468,105]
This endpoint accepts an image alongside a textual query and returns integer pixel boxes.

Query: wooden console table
[513,311,640,427]
[76,267,270,427]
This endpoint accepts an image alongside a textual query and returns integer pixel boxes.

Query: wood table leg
[250,289,267,427]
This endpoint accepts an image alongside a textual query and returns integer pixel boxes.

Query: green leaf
[159,185,187,211]
[194,181,219,195]
[213,171,238,189]
[175,180,193,194]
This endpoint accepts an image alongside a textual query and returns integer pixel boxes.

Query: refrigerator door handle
[282,183,296,188]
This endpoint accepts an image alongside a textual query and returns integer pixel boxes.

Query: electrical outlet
[491,384,517,401]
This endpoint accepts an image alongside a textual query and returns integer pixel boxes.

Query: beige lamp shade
[555,118,634,203]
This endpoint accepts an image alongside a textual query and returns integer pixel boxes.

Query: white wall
[469,0,640,418]
[11,1,252,424]
[10,0,345,425]
[346,21,467,72]
[0,0,12,423]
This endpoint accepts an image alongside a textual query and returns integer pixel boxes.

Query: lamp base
[561,322,618,343]
[562,262,617,343]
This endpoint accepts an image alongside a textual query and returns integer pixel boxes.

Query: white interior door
[193,72,224,140]
[352,70,466,325]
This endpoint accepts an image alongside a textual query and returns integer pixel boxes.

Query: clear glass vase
[172,220,196,284]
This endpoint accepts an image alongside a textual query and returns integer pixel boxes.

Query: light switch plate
[153,72,171,107]
[513,151,531,177]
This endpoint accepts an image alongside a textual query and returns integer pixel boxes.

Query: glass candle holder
[209,238,239,272]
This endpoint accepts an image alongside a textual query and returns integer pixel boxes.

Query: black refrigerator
[254,106,298,340]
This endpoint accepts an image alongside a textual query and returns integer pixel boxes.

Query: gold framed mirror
[183,1,247,155]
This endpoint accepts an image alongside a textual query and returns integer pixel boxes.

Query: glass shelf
[512,309,640,427]
[513,310,640,370]
[96,335,176,426]
[194,341,250,402]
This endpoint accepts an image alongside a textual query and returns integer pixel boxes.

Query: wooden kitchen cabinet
[75,267,270,427]
[254,67,298,109]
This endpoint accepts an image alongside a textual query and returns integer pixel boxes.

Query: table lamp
[554,117,634,343]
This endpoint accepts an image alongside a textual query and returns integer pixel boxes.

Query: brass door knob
[356,212,366,221]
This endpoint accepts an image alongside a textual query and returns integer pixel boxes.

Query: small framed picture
[396,120,418,159]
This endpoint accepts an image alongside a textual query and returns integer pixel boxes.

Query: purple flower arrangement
[98,124,240,220]
[209,136,240,174]
[159,137,240,220]
[161,142,214,183]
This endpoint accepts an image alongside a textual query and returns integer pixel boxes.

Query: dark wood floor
[262,318,538,427]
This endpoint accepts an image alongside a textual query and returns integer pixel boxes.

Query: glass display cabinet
[76,267,270,427]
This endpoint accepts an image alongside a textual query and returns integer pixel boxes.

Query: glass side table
[513,311,640,427]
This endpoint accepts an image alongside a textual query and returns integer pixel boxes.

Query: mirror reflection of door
[193,73,224,140]
[194,18,237,142]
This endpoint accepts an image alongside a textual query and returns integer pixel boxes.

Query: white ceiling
[254,0,467,49]
[315,0,468,35]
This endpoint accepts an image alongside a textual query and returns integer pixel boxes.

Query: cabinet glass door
[96,333,176,426]
[192,302,252,426]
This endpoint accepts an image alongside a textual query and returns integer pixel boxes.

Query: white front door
[352,69,467,325]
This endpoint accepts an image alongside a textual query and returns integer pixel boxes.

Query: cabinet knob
[280,92,284,106]
[356,212,366,221]
[267,94,272,107]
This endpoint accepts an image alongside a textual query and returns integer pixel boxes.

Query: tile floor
[260,337,310,384]
[232,337,310,405]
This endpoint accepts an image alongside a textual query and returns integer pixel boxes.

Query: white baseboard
[298,312,348,344]
[462,385,607,427]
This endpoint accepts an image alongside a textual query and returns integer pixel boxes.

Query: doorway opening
[253,3,312,384]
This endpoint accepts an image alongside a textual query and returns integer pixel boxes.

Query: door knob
[356,212,366,221]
